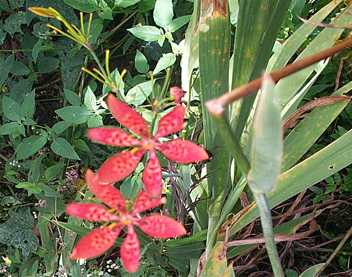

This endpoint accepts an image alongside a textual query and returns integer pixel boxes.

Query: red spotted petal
[138,215,186,239]
[170,87,185,104]
[156,105,185,138]
[66,203,119,222]
[121,226,140,273]
[88,127,140,147]
[133,191,165,214]
[107,94,150,138]
[86,169,126,212]
[157,139,209,163]
[70,226,121,260]
[142,151,162,197]
[97,149,144,184]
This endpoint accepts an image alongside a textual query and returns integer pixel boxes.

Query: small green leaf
[55,106,91,124]
[10,60,30,76]
[16,134,48,160]
[64,0,98,12]
[248,75,283,193]
[51,138,80,160]
[125,80,154,106]
[87,114,103,128]
[299,264,325,277]
[153,0,174,28]
[37,56,59,73]
[64,89,81,106]
[84,86,97,111]
[168,15,191,33]
[128,25,163,42]
[16,182,42,196]
[0,122,25,136]
[2,96,22,121]
[114,0,140,8]
[45,162,65,181]
[22,91,36,119]
[52,121,72,134]
[135,50,149,73]
[153,53,176,75]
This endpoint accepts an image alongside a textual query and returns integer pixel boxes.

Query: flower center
[141,139,155,150]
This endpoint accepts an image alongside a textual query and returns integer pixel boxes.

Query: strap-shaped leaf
[248,74,283,193]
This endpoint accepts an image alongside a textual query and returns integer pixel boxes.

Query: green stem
[253,193,284,277]
[160,68,173,99]
[211,114,250,175]
[87,47,106,79]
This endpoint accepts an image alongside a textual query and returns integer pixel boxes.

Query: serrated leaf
[135,50,149,73]
[125,80,154,106]
[16,134,48,160]
[55,106,91,124]
[248,75,283,193]
[50,138,80,160]
[2,96,22,121]
[128,25,163,41]
[153,0,173,28]
[153,53,176,75]
[64,89,81,106]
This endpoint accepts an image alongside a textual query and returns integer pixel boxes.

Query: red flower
[67,170,186,273]
[170,86,185,104]
[88,93,208,197]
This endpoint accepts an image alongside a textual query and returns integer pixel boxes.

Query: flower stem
[253,192,284,277]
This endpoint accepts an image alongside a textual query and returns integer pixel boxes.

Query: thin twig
[206,37,352,115]
[315,226,352,276]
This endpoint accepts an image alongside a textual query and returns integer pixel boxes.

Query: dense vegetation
[0,0,351,276]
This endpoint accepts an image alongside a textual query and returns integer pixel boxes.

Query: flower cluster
[66,89,208,272]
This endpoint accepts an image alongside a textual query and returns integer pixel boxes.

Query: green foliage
[0,209,39,257]
[0,0,351,275]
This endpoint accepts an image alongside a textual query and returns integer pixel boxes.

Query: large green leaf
[231,0,292,137]
[153,0,173,28]
[283,81,352,170]
[16,133,48,160]
[276,5,352,107]
[50,138,80,160]
[268,0,343,71]
[248,76,282,193]
[229,128,352,237]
